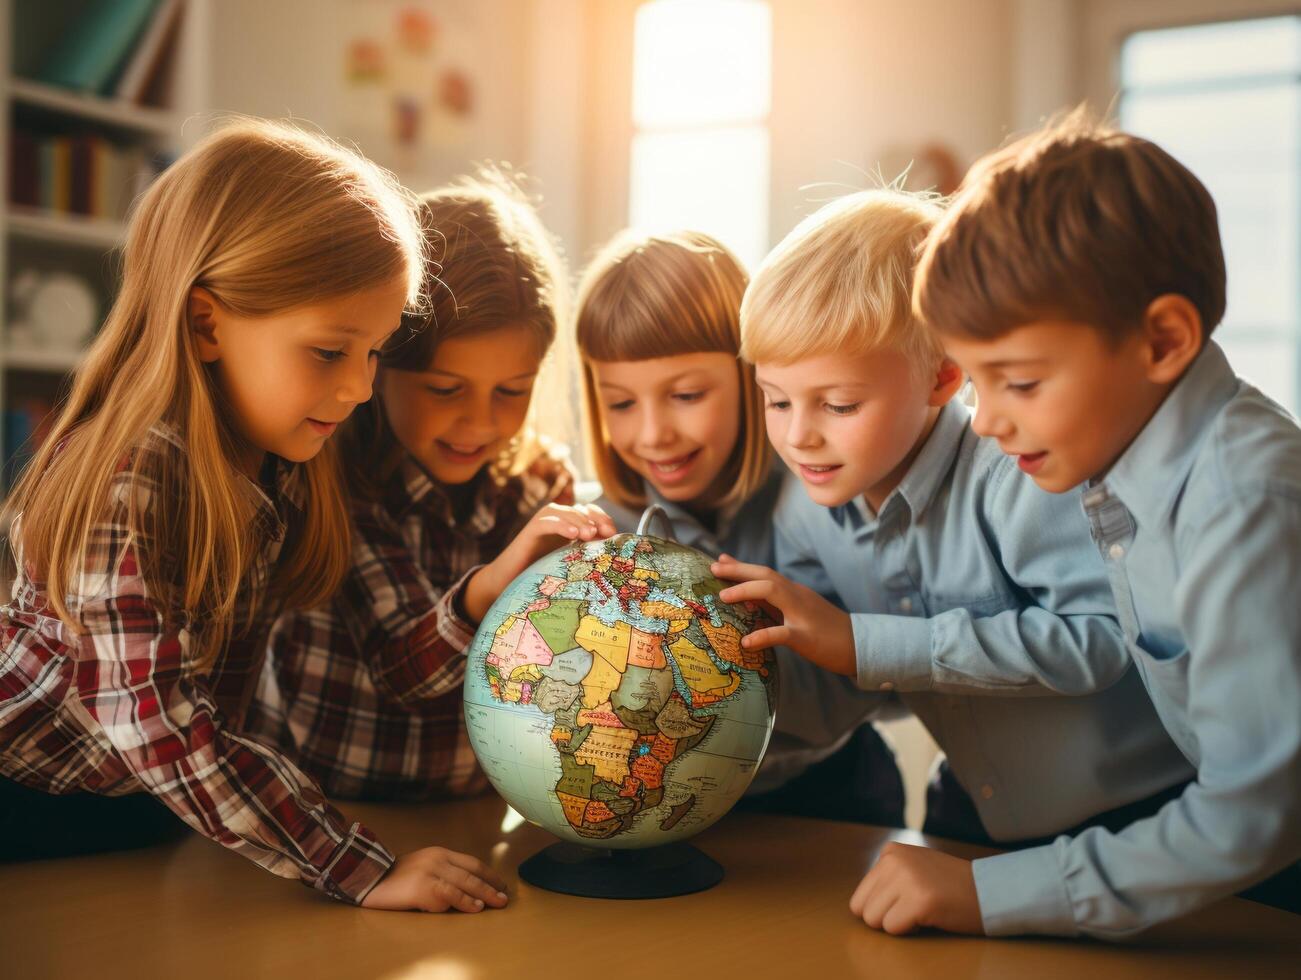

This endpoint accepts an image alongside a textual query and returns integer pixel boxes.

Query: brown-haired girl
[247,172,613,912]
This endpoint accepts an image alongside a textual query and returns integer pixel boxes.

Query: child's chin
[1030,469,1079,494]
[801,481,854,508]
[277,442,325,463]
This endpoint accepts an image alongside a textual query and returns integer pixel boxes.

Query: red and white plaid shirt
[0,427,393,904]
[245,451,573,802]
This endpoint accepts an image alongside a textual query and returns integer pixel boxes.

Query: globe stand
[518,841,724,899]
[636,503,676,539]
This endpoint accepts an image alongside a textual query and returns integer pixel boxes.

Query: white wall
[768,0,1014,244]
[207,0,533,196]
[565,0,1020,268]
[204,0,1023,276]
[203,0,1296,283]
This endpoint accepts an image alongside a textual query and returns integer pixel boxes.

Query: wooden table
[3,794,1296,979]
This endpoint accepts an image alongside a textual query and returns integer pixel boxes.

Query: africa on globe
[463,526,778,868]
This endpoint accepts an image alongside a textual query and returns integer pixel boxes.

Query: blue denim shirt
[972,342,1301,938]
[596,464,886,794]
[772,400,1192,856]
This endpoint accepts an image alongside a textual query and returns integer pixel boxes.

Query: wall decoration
[341,1,479,167]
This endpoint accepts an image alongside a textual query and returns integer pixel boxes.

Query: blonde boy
[713,189,1190,936]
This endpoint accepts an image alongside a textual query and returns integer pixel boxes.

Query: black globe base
[518,841,723,899]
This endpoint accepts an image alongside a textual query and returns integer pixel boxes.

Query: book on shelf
[2,396,55,493]
[8,129,170,222]
[37,0,162,96]
[112,0,185,106]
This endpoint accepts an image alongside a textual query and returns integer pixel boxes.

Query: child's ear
[928,356,965,407]
[1141,294,1203,385]
[188,287,222,363]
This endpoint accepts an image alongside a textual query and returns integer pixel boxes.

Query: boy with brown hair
[890,110,1301,937]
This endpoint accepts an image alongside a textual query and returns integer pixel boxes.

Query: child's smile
[306,418,342,438]
[793,461,843,485]
[1015,450,1047,475]
[436,440,491,465]
[642,449,702,484]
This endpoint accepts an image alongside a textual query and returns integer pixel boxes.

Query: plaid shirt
[0,427,393,904]
[245,451,573,801]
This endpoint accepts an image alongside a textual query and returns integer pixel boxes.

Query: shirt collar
[245,453,303,543]
[638,462,782,553]
[829,399,968,529]
[387,456,517,534]
[1100,341,1240,529]
[641,483,732,554]
[392,455,441,514]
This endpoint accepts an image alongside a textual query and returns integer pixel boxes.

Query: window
[1120,16,1301,416]
[628,0,771,271]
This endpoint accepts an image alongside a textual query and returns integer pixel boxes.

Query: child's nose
[639,406,675,447]
[971,398,1010,439]
[338,356,376,405]
[786,409,820,449]
[459,393,497,434]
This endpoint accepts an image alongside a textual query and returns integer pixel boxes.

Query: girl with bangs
[576,230,905,826]
[247,173,614,913]
[0,118,463,911]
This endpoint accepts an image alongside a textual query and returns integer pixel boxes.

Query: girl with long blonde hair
[577,229,903,826]
[246,172,612,901]
[0,118,484,911]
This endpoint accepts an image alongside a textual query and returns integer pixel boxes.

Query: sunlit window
[629,0,771,271]
[1120,16,1301,417]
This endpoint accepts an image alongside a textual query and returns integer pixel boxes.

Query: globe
[463,525,778,891]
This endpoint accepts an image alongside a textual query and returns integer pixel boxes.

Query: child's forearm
[848,607,1130,697]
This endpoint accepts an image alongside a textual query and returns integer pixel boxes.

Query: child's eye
[672,390,705,403]
[497,386,530,398]
[764,399,789,411]
[312,347,345,363]
[825,402,860,416]
[425,384,461,397]
[1006,380,1040,394]
[606,399,634,412]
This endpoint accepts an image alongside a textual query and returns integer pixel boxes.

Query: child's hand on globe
[361,846,510,913]
[465,504,616,622]
[712,555,856,677]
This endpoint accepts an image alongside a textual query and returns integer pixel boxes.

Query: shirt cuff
[443,565,482,637]
[973,846,1078,937]
[850,613,934,692]
[312,821,397,905]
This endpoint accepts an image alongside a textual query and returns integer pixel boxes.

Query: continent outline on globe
[466,532,778,847]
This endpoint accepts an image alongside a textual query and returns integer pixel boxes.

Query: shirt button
[1108,543,1125,560]
[980,784,995,800]
[879,681,895,692]
[898,597,913,613]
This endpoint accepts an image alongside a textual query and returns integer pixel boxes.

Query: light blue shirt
[774,400,1192,842]
[969,342,1301,938]
[596,465,886,794]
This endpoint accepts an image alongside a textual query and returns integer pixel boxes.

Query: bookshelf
[0,0,209,488]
